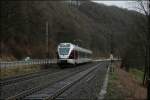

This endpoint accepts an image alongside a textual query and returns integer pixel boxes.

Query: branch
[138,0,149,16]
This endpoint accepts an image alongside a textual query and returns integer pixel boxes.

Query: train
[57,43,92,67]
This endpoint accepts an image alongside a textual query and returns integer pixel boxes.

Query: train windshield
[59,48,70,55]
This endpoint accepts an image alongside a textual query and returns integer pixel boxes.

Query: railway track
[3,69,74,100]
[5,63,103,100]
[0,68,60,86]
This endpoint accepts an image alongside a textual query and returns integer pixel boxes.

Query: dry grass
[106,63,147,100]
[116,66,147,100]
[0,65,41,79]
[105,63,125,100]
[129,68,144,83]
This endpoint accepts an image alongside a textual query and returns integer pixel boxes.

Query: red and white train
[57,43,92,67]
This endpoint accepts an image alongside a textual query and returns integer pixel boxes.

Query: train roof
[58,43,92,54]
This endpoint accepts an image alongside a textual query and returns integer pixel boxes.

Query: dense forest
[0,1,148,69]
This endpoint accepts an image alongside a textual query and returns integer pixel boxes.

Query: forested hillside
[0,1,148,69]
[79,2,148,69]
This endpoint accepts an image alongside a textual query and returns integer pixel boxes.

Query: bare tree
[135,0,149,99]
[128,0,149,85]
[137,0,149,16]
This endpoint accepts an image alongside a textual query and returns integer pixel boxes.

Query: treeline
[0,1,148,69]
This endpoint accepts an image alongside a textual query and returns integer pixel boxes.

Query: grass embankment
[105,65,125,100]
[105,65,146,100]
[129,68,144,83]
[0,65,41,79]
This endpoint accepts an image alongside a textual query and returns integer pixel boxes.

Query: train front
[57,43,75,65]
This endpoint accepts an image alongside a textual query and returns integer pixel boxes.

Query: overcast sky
[92,0,149,14]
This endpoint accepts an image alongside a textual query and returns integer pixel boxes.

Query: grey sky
[92,0,149,15]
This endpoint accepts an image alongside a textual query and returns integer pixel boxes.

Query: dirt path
[116,65,147,100]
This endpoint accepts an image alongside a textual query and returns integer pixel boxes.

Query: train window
[59,48,70,55]
[60,43,70,47]
[75,50,91,59]
[78,51,85,58]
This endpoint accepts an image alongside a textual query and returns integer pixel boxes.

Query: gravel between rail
[24,63,104,100]
[1,62,99,99]
[24,62,109,100]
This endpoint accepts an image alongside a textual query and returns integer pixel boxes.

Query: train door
[73,50,79,63]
